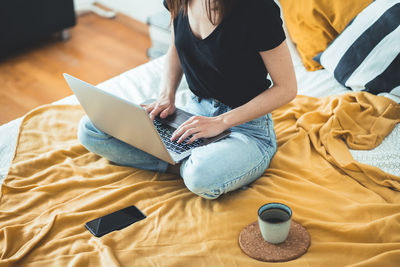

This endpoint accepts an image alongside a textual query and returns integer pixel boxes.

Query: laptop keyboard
[153,119,203,154]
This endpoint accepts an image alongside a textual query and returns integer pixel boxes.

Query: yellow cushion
[280,0,373,71]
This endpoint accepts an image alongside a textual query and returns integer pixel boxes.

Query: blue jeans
[77,94,277,199]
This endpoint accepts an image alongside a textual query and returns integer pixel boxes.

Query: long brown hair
[165,0,237,25]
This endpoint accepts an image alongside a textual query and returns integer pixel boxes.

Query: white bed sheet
[1,36,399,185]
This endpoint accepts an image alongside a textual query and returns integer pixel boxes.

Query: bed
[1,0,399,266]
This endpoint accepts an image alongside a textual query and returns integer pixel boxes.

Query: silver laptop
[63,73,230,165]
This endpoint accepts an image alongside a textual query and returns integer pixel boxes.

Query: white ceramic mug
[258,203,292,244]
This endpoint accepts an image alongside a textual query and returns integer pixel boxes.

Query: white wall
[97,0,164,23]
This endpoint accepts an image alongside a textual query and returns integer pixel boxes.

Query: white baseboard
[96,0,164,23]
[74,0,116,18]
[74,0,164,23]
[74,0,95,11]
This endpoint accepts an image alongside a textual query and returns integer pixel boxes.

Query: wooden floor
[0,12,151,125]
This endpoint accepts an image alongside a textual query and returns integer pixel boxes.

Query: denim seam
[256,134,276,158]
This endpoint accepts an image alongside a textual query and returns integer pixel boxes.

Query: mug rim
[258,202,292,224]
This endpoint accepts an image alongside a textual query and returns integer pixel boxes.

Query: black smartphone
[85,206,146,237]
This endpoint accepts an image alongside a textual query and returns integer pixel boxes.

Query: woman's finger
[177,128,199,144]
[160,108,169,119]
[141,103,156,114]
[188,133,202,144]
[160,106,174,119]
[149,105,165,120]
[171,121,196,141]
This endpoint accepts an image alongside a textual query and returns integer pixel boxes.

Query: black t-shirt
[163,0,286,108]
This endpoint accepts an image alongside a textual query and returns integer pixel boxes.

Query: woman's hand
[171,115,228,144]
[141,94,176,121]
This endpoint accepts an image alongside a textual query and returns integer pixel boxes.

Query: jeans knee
[181,151,271,200]
[181,162,221,200]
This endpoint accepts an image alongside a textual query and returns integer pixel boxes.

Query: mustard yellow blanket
[1,93,399,266]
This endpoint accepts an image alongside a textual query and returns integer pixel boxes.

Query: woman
[78,0,297,199]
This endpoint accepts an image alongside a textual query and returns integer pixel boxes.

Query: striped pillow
[314,0,400,96]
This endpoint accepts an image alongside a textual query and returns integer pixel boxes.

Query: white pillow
[314,0,400,96]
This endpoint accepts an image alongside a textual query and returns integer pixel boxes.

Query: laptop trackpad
[141,99,193,128]
[158,109,193,128]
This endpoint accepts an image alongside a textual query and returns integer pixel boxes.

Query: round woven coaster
[239,221,311,262]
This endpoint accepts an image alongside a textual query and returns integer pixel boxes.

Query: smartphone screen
[85,206,146,237]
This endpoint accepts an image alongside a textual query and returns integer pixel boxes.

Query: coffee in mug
[258,203,292,244]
